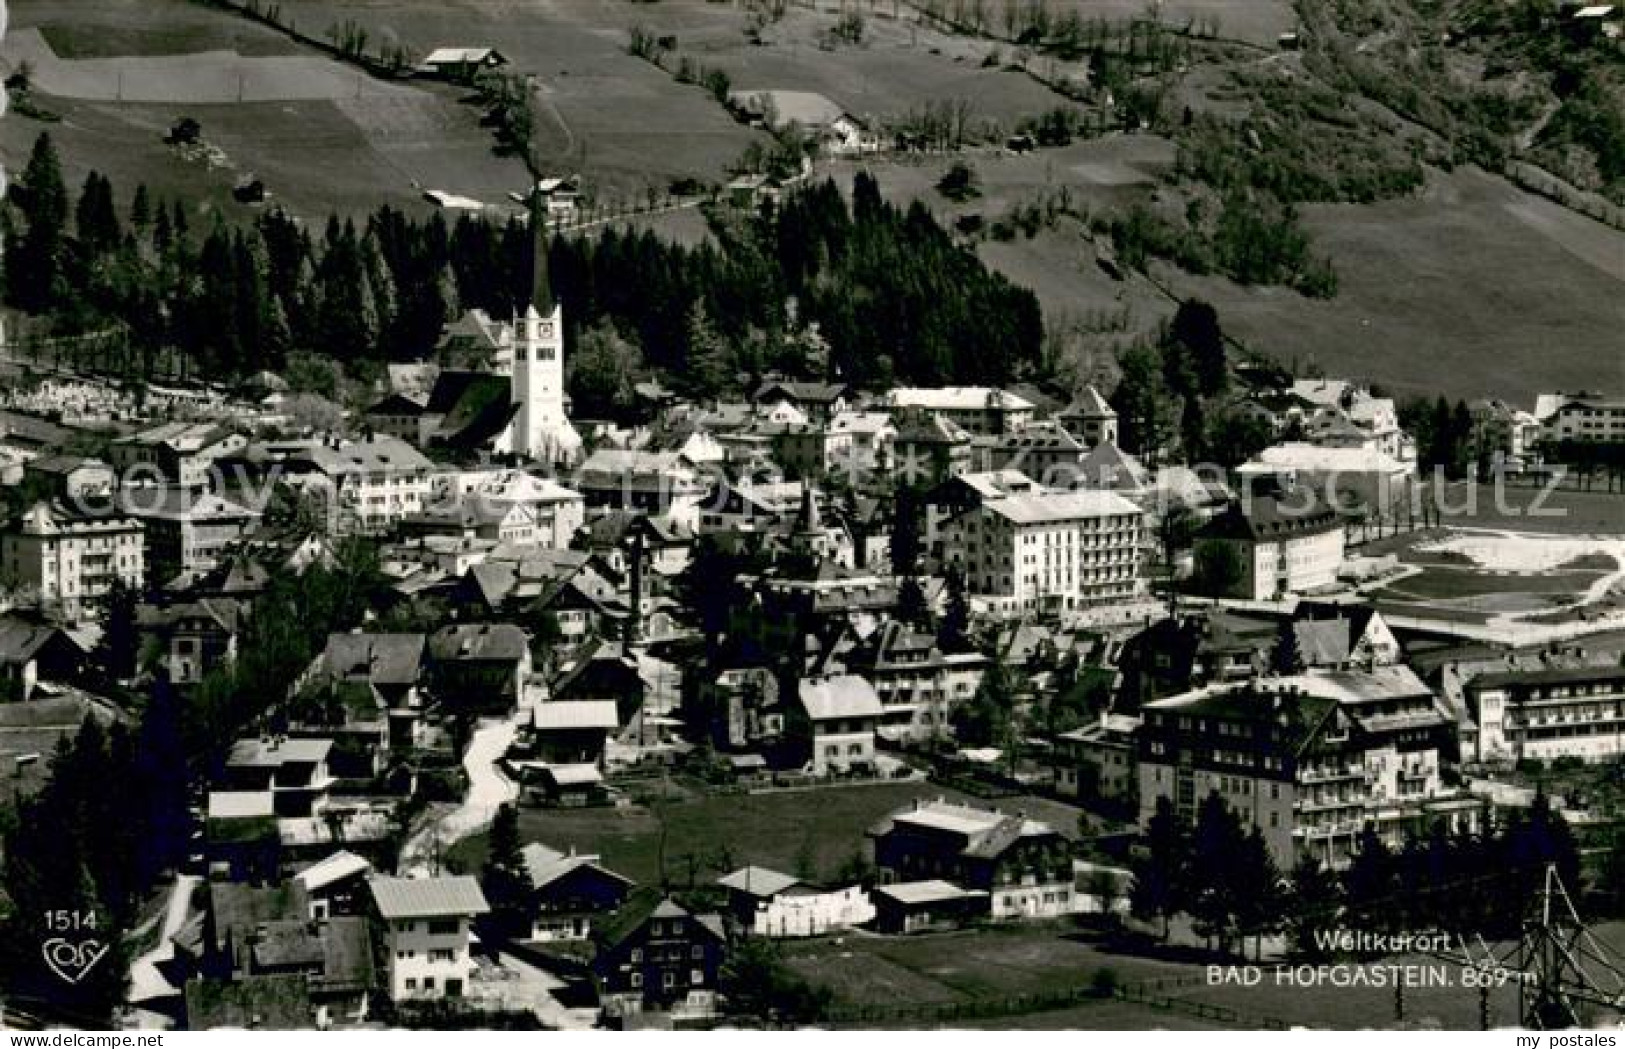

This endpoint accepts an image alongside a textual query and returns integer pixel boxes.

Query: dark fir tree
[1131,795,1188,940]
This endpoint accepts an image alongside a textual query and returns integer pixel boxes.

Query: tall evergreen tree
[481,803,532,938]
[1132,794,1188,940]
[1168,298,1228,397]
[937,565,972,654]
[1270,619,1306,675]
[1189,791,1248,954]
[10,132,71,312]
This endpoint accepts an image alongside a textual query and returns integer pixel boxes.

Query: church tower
[511,189,579,463]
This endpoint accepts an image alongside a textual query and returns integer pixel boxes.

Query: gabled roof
[366,392,428,417]
[1294,618,1351,667]
[425,371,518,449]
[429,623,529,663]
[893,412,972,445]
[208,880,310,953]
[1060,384,1115,419]
[1143,681,1337,758]
[798,674,884,720]
[186,975,312,1030]
[324,633,426,687]
[0,615,83,665]
[1077,441,1149,490]
[1198,492,1341,541]
[423,46,506,64]
[868,799,1063,852]
[119,488,260,523]
[1001,420,1086,452]
[890,387,1035,412]
[717,866,801,898]
[208,791,276,820]
[294,850,372,893]
[874,880,986,906]
[26,454,110,477]
[755,380,849,405]
[981,488,1142,524]
[594,890,723,953]
[1245,442,1409,476]
[521,843,633,892]
[368,875,489,919]
[137,598,246,637]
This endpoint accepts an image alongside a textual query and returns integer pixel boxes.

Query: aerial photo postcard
[0,0,1623,1036]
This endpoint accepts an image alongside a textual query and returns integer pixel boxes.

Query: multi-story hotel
[1535,392,1625,446]
[1465,664,1625,765]
[1137,667,1483,869]
[937,480,1144,615]
[0,501,145,618]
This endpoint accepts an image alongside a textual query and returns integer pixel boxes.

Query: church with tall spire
[507,188,582,464]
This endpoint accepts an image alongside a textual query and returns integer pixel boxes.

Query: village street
[124,874,200,1028]
[398,712,525,877]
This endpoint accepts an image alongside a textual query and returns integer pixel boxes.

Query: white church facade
[497,299,582,464]
[502,195,582,464]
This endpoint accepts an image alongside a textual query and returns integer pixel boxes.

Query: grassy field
[784,925,1191,1004]
[827,139,1182,383]
[785,924,1528,1030]
[261,0,770,195]
[1161,167,1625,403]
[1425,483,1625,537]
[4,0,533,222]
[20,0,305,58]
[447,780,1085,887]
[691,4,1066,128]
[0,93,530,224]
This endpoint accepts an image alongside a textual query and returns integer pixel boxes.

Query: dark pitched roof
[1146,682,1339,758]
[0,615,84,665]
[186,976,312,1030]
[593,890,723,953]
[324,633,426,687]
[429,623,529,663]
[249,920,325,970]
[1199,492,1342,541]
[317,916,375,994]
[366,392,427,417]
[208,881,310,960]
[755,380,849,405]
[426,371,519,449]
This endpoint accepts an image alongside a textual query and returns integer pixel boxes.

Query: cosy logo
[41,937,110,985]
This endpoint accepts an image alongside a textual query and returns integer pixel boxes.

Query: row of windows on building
[395,948,459,962]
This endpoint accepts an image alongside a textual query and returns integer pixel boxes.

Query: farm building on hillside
[417,48,509,81]
[726,89,881,155]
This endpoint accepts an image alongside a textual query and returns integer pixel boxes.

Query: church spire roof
[529,185,554,314]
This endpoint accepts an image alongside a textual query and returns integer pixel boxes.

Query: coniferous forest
[5,133,1043,395]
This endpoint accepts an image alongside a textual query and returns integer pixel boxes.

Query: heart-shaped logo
[42,937,110,985]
